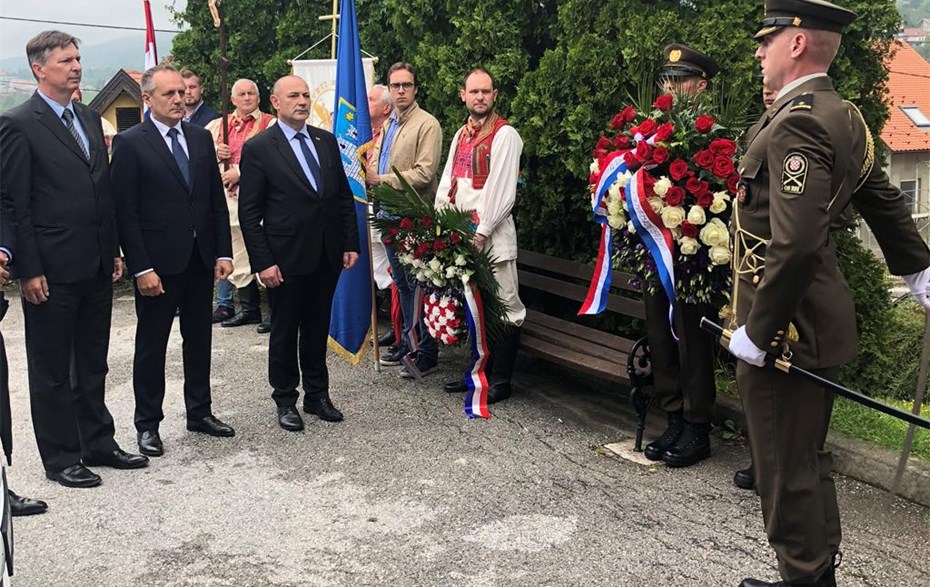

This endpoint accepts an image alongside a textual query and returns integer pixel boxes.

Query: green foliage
[831,395,930,461]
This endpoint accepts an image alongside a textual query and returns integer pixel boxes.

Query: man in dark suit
[1,195,47,515]
[238,75,359,432]
[0,31,148,488]
[110,64,235,457]
[181,68,220,129]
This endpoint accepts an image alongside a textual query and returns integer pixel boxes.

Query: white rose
[461,272,471,284]
[653,176,672,197]
[438,316,448,326]
[432,276,446,287]
[429,258,442,271]
[445,266,458,278]
[607,211,626,229]
[687,205,706,226]
[709,245,731,265]
[699,217,729,247]
[648,197,665,215]
[709,191,730,214]
[608,181,622,202]
[607,197,622,216]
[679,236,700,255]
[617,170,633,188]
[455,254,467,266]
[590,159,600,175]
[660,205,686,229]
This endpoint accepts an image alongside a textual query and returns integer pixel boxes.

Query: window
[901,179,920,213]
[115,107,141,132]
[901,106,930,128]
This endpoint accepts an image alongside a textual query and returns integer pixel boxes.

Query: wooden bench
[516,248,655,448]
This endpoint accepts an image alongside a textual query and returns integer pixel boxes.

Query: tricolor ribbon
[626,167,676,328]
[463,282,491,419]
[401,285,425,380]
[579,151,632,315]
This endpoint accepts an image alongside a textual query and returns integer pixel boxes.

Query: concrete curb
[713,393,930,507]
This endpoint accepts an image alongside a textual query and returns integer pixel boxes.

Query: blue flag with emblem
[327,0,374,364]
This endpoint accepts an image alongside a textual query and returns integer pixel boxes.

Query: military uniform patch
[781,153,808,194]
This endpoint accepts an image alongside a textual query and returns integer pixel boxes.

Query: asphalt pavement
[2,290,928,587]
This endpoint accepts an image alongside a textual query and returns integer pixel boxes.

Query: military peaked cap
[660,44,720,80]
[755,0,857,39]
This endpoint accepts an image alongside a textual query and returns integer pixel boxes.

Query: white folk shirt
[434,124,523,262]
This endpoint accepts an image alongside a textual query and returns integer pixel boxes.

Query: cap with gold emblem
[754,0,857,39]
[660,44,720,80]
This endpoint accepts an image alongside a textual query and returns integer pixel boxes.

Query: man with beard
[181,68,220,128]
[434,69,526,404]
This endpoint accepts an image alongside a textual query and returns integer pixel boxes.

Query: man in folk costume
[205,79,275,329]
[640,44,721,468]
[435,69,526,404]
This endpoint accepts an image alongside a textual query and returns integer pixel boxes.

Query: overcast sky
[0,0,187,60]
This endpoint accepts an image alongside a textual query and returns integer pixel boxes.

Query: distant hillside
[899,0,930,26]
[0,31,176,84]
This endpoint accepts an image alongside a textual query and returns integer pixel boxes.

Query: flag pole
[209,1,230,171]
[368,208,381,373]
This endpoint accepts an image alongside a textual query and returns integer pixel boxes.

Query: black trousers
[268,263,341,407]
[643,288,717,423]
[132,248,214,431]
[21,272,118,472]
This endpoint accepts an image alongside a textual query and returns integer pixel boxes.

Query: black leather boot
[223,281,262,327]
[643,410,684,461]
[487,326,520,404]
[734,463,755,490]
[663,421,711,467]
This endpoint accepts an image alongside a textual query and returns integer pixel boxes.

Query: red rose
[421,216,433,228]
[709,138,737,156]
[681,221,699,238]
[621,105,637,123]
[726,173,740,194]
[388,227,399,236]
[414,242,431,259]
[399,217,414,230]
[665,186,685,207]
[669,159,689,180]
[654,122,674,143]
[592,148,608,160]
[693,149,714,169]
[697,191,714,208]
[712,155,735,179]
[685,177,703,194]
[610,113,626,130]
[637,118,658,137]
[450,232,462,245]
[643,172,657,195]
[695,114,716,133]
[635,141,652,162]
[383,238,394,247]
[433,239,447,252]
[614,134,630,149]
[652,146,669,164]
[589,171,600,185]
[623,151,639,167]
[653,94,674,112]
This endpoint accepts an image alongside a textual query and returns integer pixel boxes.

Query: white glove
[902,266,930,311]
[728,325,767,367]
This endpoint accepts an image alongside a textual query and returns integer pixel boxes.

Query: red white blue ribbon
[462,282,491,419]
[401,285,425,380]
[626,167,676,326]
[579,151,632,315]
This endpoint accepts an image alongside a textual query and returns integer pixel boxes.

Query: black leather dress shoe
[84,448,150,470]
[212,306,235,323]
[486,383,512,404]
[222,312,261,327]
[444,379,468,393]
[277,406,305,431]
[740,576,834,587]
[734,464,756,490]
[138,430,164,456]
[377,330,396,346]
[187,415,236,437]
[9,491,48,516]
[45,463,102,488]
[303,398,344,422]
[256,321,271,334]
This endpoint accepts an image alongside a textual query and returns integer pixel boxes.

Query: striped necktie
[61,109,89,160]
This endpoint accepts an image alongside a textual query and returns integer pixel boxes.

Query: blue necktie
[295,132,322,192]
[167,127,190,187]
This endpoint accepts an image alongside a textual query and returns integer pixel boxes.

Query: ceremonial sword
[700,317,930,430]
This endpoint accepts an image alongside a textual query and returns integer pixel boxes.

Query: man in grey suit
[0,31,148,489]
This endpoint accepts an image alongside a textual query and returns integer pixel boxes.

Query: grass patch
[830,396,930,461]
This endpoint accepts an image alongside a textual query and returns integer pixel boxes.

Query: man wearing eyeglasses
[368,62,443,378]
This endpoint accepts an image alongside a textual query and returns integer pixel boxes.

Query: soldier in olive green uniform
[642,44,721,469]
[728,1,930,586]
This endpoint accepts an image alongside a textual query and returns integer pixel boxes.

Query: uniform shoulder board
[789,94,814,112]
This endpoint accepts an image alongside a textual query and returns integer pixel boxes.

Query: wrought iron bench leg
[626,336,654,452]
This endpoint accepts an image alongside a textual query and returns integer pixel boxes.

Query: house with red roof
[880,42,930,217]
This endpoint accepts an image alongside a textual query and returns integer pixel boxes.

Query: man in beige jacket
[368,62,442,376]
